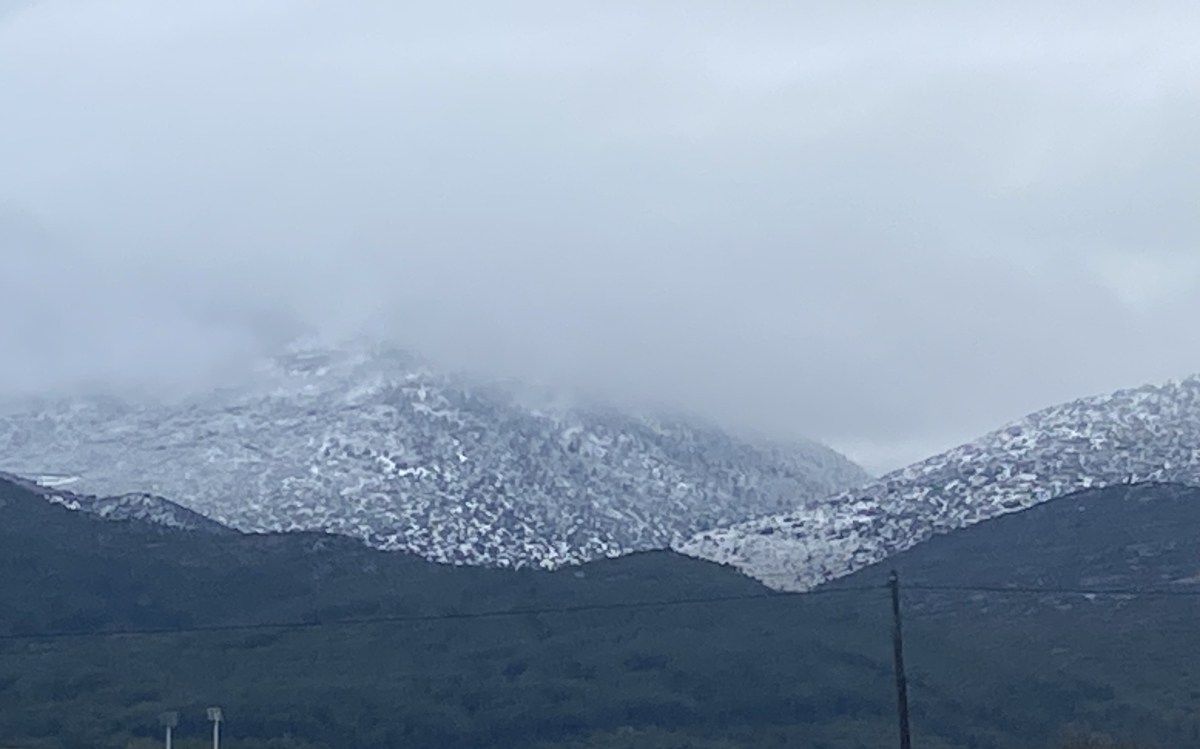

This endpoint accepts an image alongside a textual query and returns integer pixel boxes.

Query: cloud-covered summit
[1,1,1197,471]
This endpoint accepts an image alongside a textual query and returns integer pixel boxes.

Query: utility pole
[207,707,223,749]
[159,712,178,749]
[889,570,912,749]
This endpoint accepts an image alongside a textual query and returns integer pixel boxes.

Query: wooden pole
[889,570,912,749]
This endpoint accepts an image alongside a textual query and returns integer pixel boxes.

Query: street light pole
[207,707,223,749]
[159,712,178,749]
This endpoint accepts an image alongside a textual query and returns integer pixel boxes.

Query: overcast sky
[1,1,1197,473]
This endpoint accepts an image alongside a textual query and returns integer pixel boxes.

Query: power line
[0,585,885,643]
[903,583,1200,598]
[2,581,1197,644]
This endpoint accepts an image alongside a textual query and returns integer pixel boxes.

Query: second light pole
[207,707,223,749]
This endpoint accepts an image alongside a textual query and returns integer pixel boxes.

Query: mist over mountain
[0,340,866,568]
[679,374,1200,590]
[2,2,1197,474]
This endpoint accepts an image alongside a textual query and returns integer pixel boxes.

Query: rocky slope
[0,342,866,568]
[677,375,1200,590]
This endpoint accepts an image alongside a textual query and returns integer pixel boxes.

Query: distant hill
[1,476,1197,748]
[678,375,1200,589]
[0,341,866,568]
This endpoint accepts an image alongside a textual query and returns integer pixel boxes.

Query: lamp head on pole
[207,707,223,722]
[159,711,179,728]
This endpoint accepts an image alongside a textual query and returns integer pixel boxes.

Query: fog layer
[1,1,1197,472]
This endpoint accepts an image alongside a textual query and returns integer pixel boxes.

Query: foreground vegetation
[0,479,1196,748]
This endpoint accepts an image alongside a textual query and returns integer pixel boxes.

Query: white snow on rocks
[675,375,1200,591]
[0,342,866,568]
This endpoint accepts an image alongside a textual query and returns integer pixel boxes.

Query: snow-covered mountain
[676,375,1200,591]
[0,471,232,534]
[0,342,867,568]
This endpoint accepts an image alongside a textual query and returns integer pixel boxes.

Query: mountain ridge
[678,374,1200,590]
[0,470,233,534]
[0,342,867,568]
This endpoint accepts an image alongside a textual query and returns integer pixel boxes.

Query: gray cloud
[1,1,1197,472]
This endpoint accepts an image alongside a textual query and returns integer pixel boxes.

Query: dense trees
[0,479,1194,748]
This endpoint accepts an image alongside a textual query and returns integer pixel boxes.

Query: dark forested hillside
[1,477,1197,748]
[827,482,1200,749]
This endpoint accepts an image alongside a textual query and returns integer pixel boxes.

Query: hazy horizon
[2,1,1197,474]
